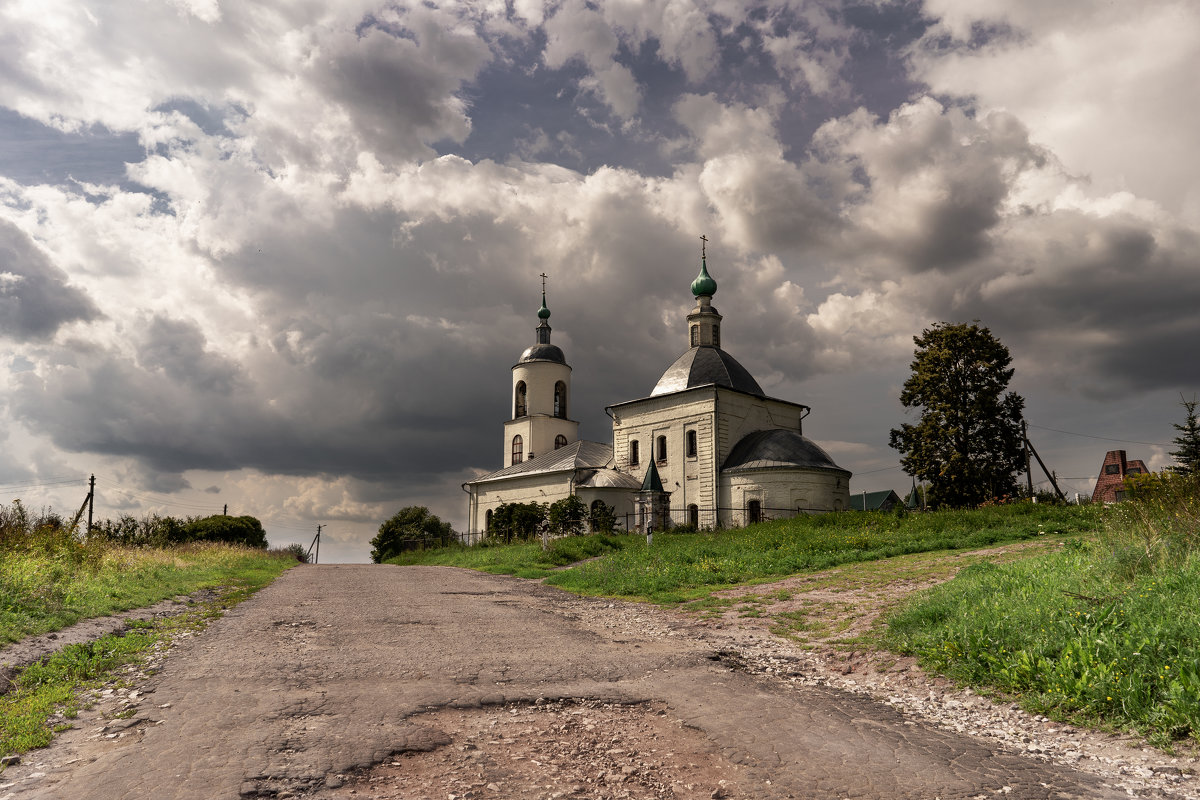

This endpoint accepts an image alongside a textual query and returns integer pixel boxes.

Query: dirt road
[0,565,1137,799]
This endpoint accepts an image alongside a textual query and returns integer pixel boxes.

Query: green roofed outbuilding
[849,489,903,512]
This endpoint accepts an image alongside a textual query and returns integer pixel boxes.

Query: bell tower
[502,276,579,467]
[686,235,722,349]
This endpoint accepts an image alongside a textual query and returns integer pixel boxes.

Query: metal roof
[722,429,849,474]
[651,346,764,397]
[468,440,613,484]
[576,468,642,489]
[517,343,566,364]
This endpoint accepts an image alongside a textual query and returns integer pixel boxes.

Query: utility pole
[308,524,323,565]
[87,474,95,535]
[1023,421,1034,499]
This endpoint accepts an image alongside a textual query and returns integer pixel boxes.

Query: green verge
[0,550,293,758]
[1,543,295,644]
[383,533,636,578]
[390,503,1102,604]
[886,541,1200,748]
[545,504,1101,604]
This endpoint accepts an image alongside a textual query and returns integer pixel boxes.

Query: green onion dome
[537,291,551,319]
[690,258,717,297]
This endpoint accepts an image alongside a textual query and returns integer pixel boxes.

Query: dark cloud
[0,219,99,340]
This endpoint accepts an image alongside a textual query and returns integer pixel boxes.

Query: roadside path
[1,565,1131,799]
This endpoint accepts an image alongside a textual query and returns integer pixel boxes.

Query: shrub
[370,506,455,563]
[183,515,268,548]
[547,496,588,537]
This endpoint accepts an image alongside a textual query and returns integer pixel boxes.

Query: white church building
[462,249,851,534]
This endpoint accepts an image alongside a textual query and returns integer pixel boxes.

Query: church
[462,247,852,534]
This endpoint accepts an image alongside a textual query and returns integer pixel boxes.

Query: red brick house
[1091,450,1150,503]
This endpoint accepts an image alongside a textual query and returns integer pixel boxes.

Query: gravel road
[0,564,1190,799]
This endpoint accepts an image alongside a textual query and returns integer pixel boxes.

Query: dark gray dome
[518,343,566,364]
[651,346,763,396]
[723,429,848,473]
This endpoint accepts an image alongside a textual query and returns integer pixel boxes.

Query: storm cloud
[0,0,1197,560]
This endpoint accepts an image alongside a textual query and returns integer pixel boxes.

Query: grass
[382,532,636,578]
[543,503,1099,603]
[0,587,249,758]
[389,503,1100,604]
[0,540,297,644]
[886,474,1200,748]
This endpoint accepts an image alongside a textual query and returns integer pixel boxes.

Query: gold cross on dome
[539,272,548,292]
[700,234,707,259]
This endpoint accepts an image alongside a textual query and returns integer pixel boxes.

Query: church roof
[576,468,642,489]
[722,429,848,474]
[651,346,764,397]
[517,343,566,364]
[468,440,613,484]
[639,459,665,492]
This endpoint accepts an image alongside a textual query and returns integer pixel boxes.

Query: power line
[1026,423,1170,447]
[0,476,88,492]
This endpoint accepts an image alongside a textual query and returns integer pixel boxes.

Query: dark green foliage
[889,322,1026,508]
[91,513,192,547]
[182,515,267,548]
[547,495,588,537]
[1169,394,1200,476]
[489,501,546,542]
[370,506,455,563]
[275,543,310,563]
[588,501,617,534]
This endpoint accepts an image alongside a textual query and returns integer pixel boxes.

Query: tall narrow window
[656,435,667,463]
[686,429,697,458]
[514,381,527,418]
[485,509,493,531]
[554,434,568,450]
[687,504,699,527]
[712,324,720,348]
[629,440,639,465]
[748,499,762,524]
[690,325,698,347]
[511,435,523,464]
[554,381,567,418]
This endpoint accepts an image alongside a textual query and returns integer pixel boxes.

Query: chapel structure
[462,246,851,534]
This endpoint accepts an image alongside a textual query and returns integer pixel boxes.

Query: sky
[1,0,1198,563]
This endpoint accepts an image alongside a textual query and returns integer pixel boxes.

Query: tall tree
[1169,394,1200,475]
[370,506,454,563]
[889,322,1026,508]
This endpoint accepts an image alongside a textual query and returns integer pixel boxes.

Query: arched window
[511,435,523,464]
[554,434,568,450]
[485,509,493,531]
[690,325,698,347]
[554,381,567,418]
[656,435,667,463]
[747,499,762,524]
[686,429,697,458]
[687,504,699,527]
[514,381,527,418]
[629,440,639,465]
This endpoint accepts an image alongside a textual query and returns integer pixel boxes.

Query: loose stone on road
[0,566,1140,799]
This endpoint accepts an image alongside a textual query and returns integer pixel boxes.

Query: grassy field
[1,538,297,644]
[389,502,1102,603]
[887,476,1200,748]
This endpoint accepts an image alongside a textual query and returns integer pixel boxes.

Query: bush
[490,502,546,542]
[547,496,588,537]
[182,515,268,548]
[371,506,455,563]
